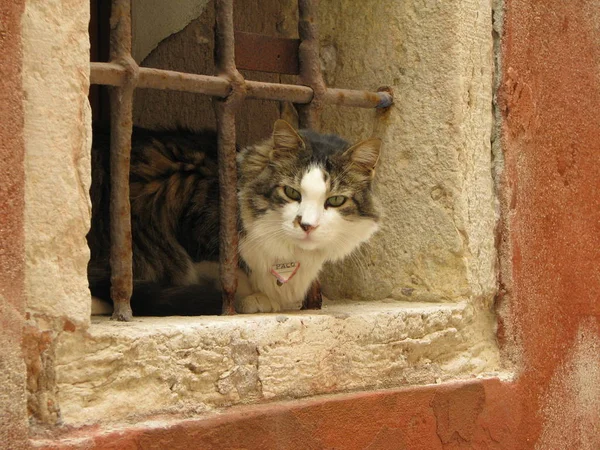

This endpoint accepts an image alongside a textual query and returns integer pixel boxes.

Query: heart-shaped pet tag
[270,261,300,286]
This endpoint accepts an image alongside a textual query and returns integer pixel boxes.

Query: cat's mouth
[293,232,322,250]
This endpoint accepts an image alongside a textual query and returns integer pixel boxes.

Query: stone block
[22,0,92,326]
[318,0,496,304]
[55,300,501,425]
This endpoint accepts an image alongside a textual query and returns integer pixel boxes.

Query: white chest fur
[239,233,326,311]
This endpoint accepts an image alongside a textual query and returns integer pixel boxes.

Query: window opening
[90,0,394,321]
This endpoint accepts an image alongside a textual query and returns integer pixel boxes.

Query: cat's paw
[236,293,281,314]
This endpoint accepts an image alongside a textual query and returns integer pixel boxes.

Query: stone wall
[21,0,91,426]
[22,0,92,326]
[318,0,496,304]
[55,301,500,425]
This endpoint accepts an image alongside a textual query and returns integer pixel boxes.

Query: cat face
[238,120,381,261]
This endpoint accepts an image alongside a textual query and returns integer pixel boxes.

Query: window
[22,0,501,427]
[89,0,393,320]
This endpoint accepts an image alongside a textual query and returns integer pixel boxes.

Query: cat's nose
[300,222,318,233]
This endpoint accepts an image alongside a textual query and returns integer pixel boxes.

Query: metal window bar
[93,0,394,321]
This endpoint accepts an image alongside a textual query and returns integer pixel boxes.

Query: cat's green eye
[326,195,347,207]
[283,186,301,201]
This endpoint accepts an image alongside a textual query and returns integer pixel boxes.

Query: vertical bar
[214,0,246,315]
[302,279,323,311]
[297,0,326,309]
[108,0,138,321]
[296,0,326,130]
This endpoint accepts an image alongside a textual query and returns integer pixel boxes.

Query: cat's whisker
[336,233,372,276]
[348,250,370,282]
[329,236,369,282]
[241,230,290,255]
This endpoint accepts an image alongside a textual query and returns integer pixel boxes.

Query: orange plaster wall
[22,0,600,448]
[0,0,29,448]
[498,0,600,446]
[35,380,518,450]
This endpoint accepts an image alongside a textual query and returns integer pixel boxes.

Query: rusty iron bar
[245,80,312,104]
[108,0,137,321]
[296,0,327,130]
[301,279,323,311]
[297,0,327,310]
[213,0,246,315]
[324,88,393,109]
[91,62,231,97]
[90,62,393,108]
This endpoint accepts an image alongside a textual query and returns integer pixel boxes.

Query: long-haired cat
[88,120,381,315]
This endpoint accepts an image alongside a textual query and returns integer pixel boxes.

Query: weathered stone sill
[55,299,501,426]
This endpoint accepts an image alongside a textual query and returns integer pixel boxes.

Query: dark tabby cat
[88,120,381,315]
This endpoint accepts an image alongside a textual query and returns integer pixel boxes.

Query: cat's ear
[344,138,381,176]
[280,102,299,130]
[272,119,305,153]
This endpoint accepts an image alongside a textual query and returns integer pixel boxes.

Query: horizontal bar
[90,62,393,109]
[246,80,312,103]
[235,32,299,75]
[91,62,231,97]
[324,88,394,109]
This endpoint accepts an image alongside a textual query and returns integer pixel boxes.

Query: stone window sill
[55,299,503,426]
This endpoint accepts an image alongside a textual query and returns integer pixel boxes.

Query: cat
[88,120,381,315]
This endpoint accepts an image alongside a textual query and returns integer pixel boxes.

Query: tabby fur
[88,120,381,315]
